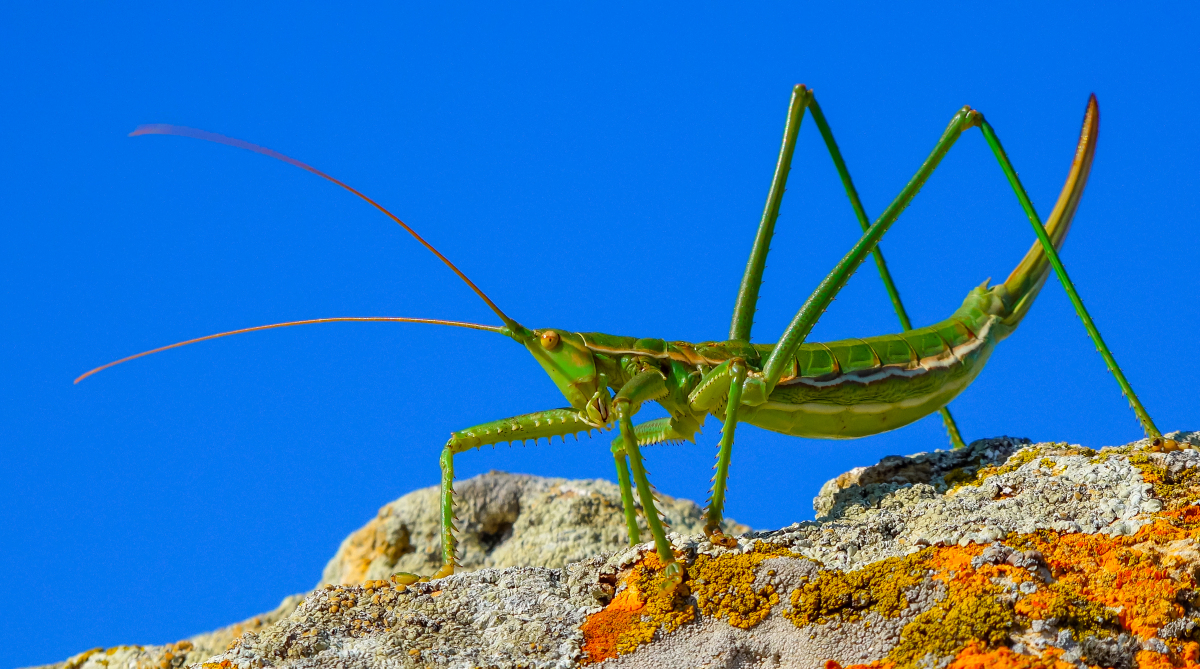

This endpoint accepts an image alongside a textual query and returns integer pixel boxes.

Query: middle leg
[611,368,687,592]
[610,415,704,546]
[703,359,746,548]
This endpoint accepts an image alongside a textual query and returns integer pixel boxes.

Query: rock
[321,470,749,586]
[28,471,745,669]
[25,595,305,669]
[33,431,1200,669]
[811,435,1030,519]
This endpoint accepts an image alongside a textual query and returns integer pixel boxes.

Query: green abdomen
[745,315,1002,439]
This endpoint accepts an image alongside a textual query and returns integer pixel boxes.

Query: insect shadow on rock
[79,86,1164,594]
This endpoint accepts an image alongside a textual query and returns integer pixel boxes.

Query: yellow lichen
[800,541,1099,668]
[952,443,1094,492]
[1130,452,1200,509]
[581,542,796,663]
[784,549,933,627]
[691,541,794,628]
[585,448,1200,666]
[875,508,1200,666]
[883,544,1019,668]
[63,648,104,669]
[941,466,976,488]
[783,543,1041,667]
[1013,582,1118,636]
[1012,525,1194,638]
[888,589,1014,667]
[948,448,1039,492]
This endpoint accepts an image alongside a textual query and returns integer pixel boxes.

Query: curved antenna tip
[124,123,520,330]
[129,124,174,137]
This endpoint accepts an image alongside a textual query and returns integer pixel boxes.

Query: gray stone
[29,471,746,669]
[30,433,1200,669]
[320,471,749,586]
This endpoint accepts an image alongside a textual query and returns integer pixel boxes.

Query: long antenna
[75,317,502,384]
[129,124,518,330]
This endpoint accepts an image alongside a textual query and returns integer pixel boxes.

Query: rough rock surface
[321,470,749,586]
[32,596,306,669]
[32,432,1200,669]
[27,471,744,669]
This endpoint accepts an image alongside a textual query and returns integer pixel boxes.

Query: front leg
[434,408,603,579]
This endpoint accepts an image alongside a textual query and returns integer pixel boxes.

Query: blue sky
[2,3,1198,666]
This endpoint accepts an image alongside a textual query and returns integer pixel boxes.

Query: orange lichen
[585,449,1200,666]
[944,642,1076,669]
[1136,645,1200,669]
[912,509,1200,658]
[828,641,1082,669]
[788,509,1200,667]
[581,542,793,663]
[580,552,694,663]
[784,503,1200,667]
[783,543,1037,668]
[886,551,1016,669]
[579,586,645,663]
[1008,521,1195,638]
[1012,579,1119,636]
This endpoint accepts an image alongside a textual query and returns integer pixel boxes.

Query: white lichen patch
[206,566,602,669]
[759,436,1164,571]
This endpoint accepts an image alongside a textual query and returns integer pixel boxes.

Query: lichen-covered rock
[771,435,1165,571]
[221,568,597,669]
[320,471,749,586]
[811,435,1030,519]
[34,432,1200,669]
[27,595,305,669]
[27,471,745,669]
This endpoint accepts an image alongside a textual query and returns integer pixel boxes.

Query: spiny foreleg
[434,408,606,579]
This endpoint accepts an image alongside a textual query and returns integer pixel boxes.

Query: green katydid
[78,87,1163,593]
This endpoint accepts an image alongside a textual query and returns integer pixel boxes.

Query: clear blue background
[3,3,1197,667]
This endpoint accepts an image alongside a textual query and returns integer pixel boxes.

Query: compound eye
[540,330,561,350]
